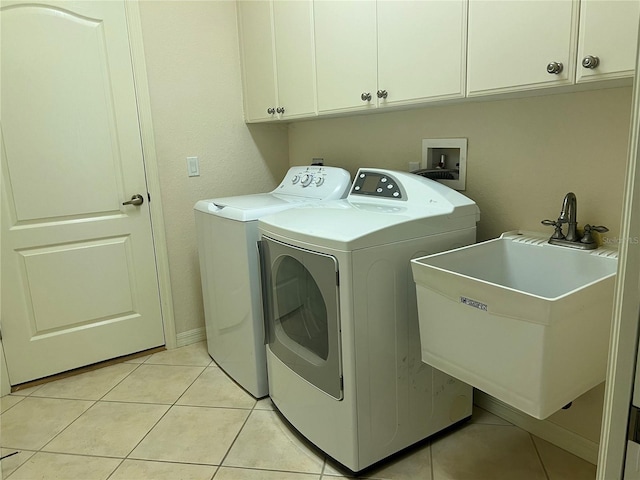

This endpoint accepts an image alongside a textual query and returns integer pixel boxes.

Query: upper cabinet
[576,0,640,84]
[237,0,639,122]
[237,0,316,122]
[313,0,467,115]
[467,0,579,96]
[467,0,639,97]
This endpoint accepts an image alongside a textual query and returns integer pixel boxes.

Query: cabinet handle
[546,62,563,74]
[267,107,275,115]
[377,90,388,99]
[276,107,285,114]
[582,55,600,69]
[361,92,372,102]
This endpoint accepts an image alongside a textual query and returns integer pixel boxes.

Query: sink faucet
[541,192,609,250]
[558,192,579,242]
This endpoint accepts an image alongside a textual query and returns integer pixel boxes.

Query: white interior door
[1,0,165,385]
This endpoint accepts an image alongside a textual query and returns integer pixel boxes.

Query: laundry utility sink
[411,231,618,419]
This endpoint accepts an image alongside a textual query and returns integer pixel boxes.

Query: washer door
[260,236,343,400]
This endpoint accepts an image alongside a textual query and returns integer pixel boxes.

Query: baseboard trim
[176,327,207,348]
[474,390,599,465]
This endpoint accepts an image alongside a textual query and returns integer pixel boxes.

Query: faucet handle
[587,225,609,233]
[542,219,565,239]
[580,224,609,244]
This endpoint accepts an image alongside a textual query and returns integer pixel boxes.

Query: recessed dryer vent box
[421,138,467,191]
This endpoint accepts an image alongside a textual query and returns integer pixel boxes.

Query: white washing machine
[258,168,480,472]
[194,166,350,398]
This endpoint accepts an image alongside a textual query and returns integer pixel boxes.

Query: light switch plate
[187,156,200,177]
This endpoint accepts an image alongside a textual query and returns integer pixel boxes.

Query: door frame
[124,1,176,351]
[597,28,640,479]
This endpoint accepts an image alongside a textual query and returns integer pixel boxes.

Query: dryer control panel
[351,171,403,199]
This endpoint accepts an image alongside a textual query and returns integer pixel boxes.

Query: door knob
[361,92,372,101]
[377,90,388,99]
[122,194,144,206]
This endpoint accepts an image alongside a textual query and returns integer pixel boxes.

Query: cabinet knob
[582,55,600,69]
[546,62,564,74]
[276,107,285,114]
[361,92,372,102]
[376,90,388,99]
[267,107,275,115]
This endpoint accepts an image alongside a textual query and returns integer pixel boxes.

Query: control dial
[291,174,300,184]
[300,173,314,187]
[314,176,325,186]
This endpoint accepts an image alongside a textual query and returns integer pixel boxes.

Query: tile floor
[0,341,596,480]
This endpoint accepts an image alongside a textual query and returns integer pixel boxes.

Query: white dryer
[194,166,350,398]
[258,168,480,472]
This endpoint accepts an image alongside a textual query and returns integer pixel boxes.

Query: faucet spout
[559,192,579,242]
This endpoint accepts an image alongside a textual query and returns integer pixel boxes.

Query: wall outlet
[421,138,467,191]
[187,156,200,177]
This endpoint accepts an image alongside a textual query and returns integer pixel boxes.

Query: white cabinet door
[273,0,316,119]
[576,0,640,83]
[377,0,467,106]
[467,0,579,96]
[238,1,277,122]
[314,0,377,114]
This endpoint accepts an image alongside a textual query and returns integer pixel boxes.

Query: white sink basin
[411,231,618,419]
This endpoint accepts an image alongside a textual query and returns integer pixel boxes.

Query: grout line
[429,439,435,480]
[172,364,210,406]
[104,457,127,480]
[0,394,26,415]
[209,464,219,480]
[31,398,98,456]
[529,433,551,480]
[212,464,325,477]
[120,364,209,461]
[96,362,144,402]
[215,403,256,468]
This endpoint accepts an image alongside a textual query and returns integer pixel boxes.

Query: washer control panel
[351,171,403,199]
[276,166,351,199]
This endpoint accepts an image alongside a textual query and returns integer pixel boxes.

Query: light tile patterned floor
[0,342,596,479]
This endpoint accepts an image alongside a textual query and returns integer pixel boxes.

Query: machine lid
[194,193,310,221]
[193,165,351,222]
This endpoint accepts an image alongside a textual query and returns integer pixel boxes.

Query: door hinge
[336,271,340,287]
[147,192,151,203]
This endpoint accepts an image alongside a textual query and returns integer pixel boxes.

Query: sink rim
[411,230,618,301]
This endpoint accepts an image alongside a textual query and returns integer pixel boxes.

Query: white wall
[138,0,289,337]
